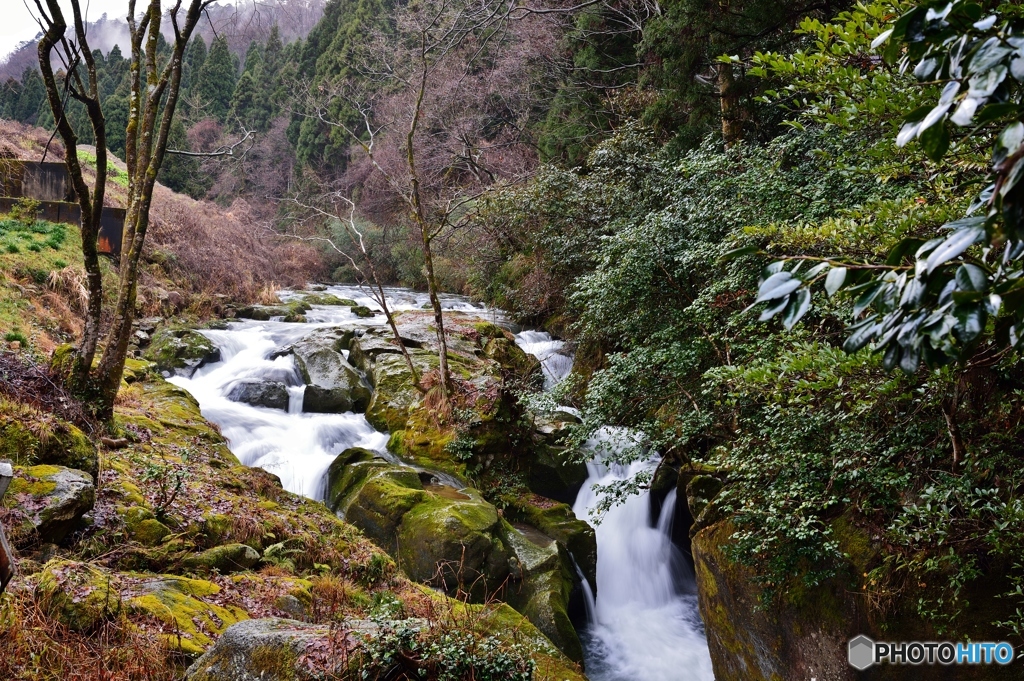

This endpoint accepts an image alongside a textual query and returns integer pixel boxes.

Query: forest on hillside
[5,0,1024,679]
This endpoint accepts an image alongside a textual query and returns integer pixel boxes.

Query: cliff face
[691,513,1024,681]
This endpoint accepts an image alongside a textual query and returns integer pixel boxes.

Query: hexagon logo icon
[848,635,875,670]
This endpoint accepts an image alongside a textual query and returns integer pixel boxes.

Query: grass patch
[77,149,129,188]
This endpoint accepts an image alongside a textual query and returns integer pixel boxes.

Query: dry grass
[0,119,64,161]
[0,587,178,681]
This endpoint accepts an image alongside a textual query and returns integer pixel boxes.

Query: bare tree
[277,191,424,389]
[33,0,215,419]
[297,0,551,403]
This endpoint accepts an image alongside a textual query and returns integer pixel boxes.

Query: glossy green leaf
[756,271,801,302]
[782,288,811,330]
[825,267,847,297]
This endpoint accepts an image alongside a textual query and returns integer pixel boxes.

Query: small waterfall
[515,331,714,681]
[170,323,388,500]
[514,330,574,389]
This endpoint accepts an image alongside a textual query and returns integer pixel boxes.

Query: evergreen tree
[196,35,236,123]
[0,78,22,119]
[181,35,207,100]
[229,67,269,130]
[158,116,206,198]
[14,68,46,124]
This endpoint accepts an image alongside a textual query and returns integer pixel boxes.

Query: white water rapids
[515,331,714,681]
[169,285,713,680]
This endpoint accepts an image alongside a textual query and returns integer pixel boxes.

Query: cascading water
[514,331,714,681]
[170,284,712,679]
[169,323,388,499]
[169,285,498,500]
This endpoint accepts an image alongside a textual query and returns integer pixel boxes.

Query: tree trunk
[719,62,742,148]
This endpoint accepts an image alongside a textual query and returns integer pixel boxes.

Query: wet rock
[4,465,95,544]
[144,327,221,377]
[182,543,260,573]
[499,521,582,662]
[327,457,509,599]
[507,495,596,592]
[293,341,370,414]
[227,380,290,411]
[686,474,723,520]
[527,442,588,504]
[350,305,376,318]
[185,618,379,680]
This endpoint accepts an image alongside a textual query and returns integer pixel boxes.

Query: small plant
[4,331,28,345]
[9,197,40,225]
[54,259,67,268]
[27,242,41,252]
[360,619,535,681]
[139,448,191,522]
[6,242,19,253]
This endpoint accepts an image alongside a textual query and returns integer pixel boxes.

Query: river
[169,284,713,680]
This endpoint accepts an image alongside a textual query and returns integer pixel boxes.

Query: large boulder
[2,465,95,544]
[327,457,510,598]
[693,513,1023,681]
[292,337,371,414]
[127,575,249,655]
[507,494,596,592]
[185,618,376,680]
[226,380,289,411]
[499,521,583,662]
[144,327,221,377]
[347,327,412,375]
[327,452,584,661]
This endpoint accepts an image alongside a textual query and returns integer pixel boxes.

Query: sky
[0,0,135,62]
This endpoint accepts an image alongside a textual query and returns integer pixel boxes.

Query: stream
[169,285,713,680]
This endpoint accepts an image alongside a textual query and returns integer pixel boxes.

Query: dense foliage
[473,0,1024,635]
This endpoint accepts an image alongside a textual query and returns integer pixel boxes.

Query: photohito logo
[848,636,1014,669]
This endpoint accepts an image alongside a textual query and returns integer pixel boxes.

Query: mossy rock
[0,408,98,479]
[133,518,172,546]
[505,494,596,591]
[365,352,431,431]
[330,458,511,599]
[350,305,376,318]
[473,321,507,339]
[34,560,122,632]
[527,443,588,503]
[4,464,95,544]
[397,488,510,594]
[348,327,409,375]
[185,617,377,680]
[128,575,249,656]
[300,292,357,306]
[143,327,221,377]
[693,516,1024,681]
[483,336,541,380]
[121,357,156,383]
[686,474,723,519]
[182,543,261,574]
[498,520,582,662]
[338,466,428,554]
[324,447,379,510]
